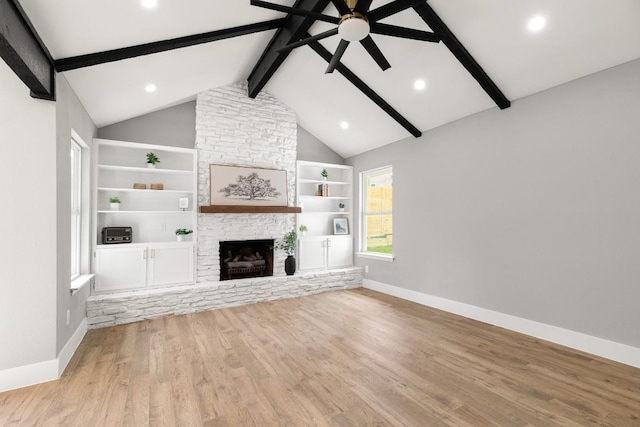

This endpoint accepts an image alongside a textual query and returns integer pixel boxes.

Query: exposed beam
[55,19,285,72]
[307,38,421,138]
[413,2,510,109]
[0,0,55,100]
[248,0,331,98]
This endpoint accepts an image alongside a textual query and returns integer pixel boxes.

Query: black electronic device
[101,227,132,244]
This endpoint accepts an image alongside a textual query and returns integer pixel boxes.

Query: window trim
[359,165,394,260]
[70,130,89,283]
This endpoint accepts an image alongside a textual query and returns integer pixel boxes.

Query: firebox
[219,239,274,281]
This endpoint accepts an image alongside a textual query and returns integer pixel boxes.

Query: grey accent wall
[347,58,640,348]
[297,125,344,164]
[98,101,197,148]
[55,75,97,354]
[0,60,57,370]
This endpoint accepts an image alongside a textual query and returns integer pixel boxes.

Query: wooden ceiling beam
[54,19,285,72]
[307,38,422,138]
[0,0,55,100]
[413,2,510,110]
[247,0,331,98]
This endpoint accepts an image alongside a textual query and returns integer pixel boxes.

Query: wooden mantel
[199,205,301,214]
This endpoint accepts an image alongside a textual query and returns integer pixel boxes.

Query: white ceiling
[19,0,640,158]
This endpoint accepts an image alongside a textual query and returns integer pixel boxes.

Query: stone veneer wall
[196,81,297,282]
[87,268,362,328]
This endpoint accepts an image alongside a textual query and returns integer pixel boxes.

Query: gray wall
[98,101,197,148]
[0,60,57,370]
[97,97,344,164]
[347,58,640,348]
[297,125,344,164]
[55,75,97,354]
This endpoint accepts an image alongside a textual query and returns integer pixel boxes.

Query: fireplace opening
[219,239,274,281]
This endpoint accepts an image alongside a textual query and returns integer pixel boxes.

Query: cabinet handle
[327,239,332,248]
[143,249,147,260]
[151,249,155,258]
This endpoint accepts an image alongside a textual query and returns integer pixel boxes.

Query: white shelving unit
[93,139,197,293]
[296,160,353,271]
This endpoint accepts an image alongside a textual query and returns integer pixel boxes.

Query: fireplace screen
[219,239,274,281]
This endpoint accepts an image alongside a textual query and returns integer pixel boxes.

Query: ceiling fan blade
[360,36,391,71]
[250,0,340,25]
[368,0,424,22]
[370,22,441,42]
[353,0,373,15]
[277,28,339,53]
[330,0,351,16]
[325,39,350,73]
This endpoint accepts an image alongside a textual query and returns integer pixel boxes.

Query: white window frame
[357,165,394,261]
[70,137,82,280]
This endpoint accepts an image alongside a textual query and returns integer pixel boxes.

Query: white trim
[364,279,640,369]
[356,252,394,262]
[0,318,88,392]
[58,318,88,376]
[70,274,94,295]
[0,359,58,393]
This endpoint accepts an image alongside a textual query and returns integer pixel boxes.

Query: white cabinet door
[327,237,353,268]
[147,244,194,287]
[95,247,147,292]
[298,238,327,270]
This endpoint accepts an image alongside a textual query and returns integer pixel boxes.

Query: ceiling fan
[251,0,441,73]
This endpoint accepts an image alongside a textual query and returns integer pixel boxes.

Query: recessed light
[527,15,546,32]
[340,121,349,130]
[141,0,157,9]
[145,83,157,93]
[414,79,426,91]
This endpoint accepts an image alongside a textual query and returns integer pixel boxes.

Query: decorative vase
[176,235,184,242]
[110,203,120,211]
[284,255,296,276]
[339,208,344,212]
[147,163,156,169]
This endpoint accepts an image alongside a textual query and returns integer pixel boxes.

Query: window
[70,138,82,279]
[360,166,393,257]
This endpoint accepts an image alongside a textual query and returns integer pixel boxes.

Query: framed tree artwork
[210,165,288,206]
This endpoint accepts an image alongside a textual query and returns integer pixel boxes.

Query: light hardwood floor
[1,288,639,426]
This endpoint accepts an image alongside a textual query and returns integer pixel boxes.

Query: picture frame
[210,164,288,206]
[333,218,349,235]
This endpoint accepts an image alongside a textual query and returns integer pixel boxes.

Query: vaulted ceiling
[15,0,640,157]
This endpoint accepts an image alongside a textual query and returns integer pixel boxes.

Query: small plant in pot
[321,169,328,180]
[109,196,121,211]
[338,202,345,212]
[275,229,297,275]
[175,228,193,241]
[146,152,160,168]
[298,224,308,236]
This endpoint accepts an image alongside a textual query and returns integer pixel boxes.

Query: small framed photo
[333,218,349,235]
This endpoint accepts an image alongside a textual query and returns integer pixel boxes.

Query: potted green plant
[109,196,121,211]
[321,168,328,180]
[146,152,160,168]
[338,202,345,212]
[298,224,308,236]
[175,228,193,242]
[275,229,297,275]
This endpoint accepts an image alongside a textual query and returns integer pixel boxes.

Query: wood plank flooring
[1,288,639,426]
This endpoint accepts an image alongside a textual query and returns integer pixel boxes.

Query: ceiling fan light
[338,17,370,42]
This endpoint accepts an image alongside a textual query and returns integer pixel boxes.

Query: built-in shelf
[97,210,193,214]
[199,205,302,214]
[298,179,349,185]
[299,195,350,200]
[98,165,193,175]
[97,187,194,194]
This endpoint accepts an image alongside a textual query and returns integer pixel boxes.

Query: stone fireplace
[219,239,274,281]
[196,81,297,283]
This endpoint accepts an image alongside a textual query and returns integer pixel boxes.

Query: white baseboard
[364,279,640,369]
[0,318,88,393]
[58,318,88,376]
